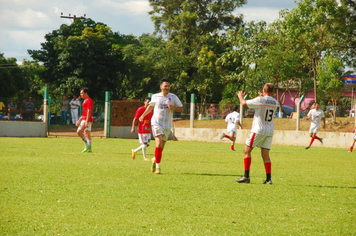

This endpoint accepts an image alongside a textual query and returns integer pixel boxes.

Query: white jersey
[246,95,277,136]
[150,92,183,129]
[225,111,240,132]
[307,109,324,127]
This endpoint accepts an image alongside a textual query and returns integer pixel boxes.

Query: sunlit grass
[1,138,355,235]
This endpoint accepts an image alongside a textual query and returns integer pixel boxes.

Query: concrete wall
[111,126,353,149]
[0,121,47,137]
[174,128,353,148]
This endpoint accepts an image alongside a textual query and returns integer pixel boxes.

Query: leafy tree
[148,0,247,102]
[317,55,344,123]
[28,18,137,100]
[280,0,350,102]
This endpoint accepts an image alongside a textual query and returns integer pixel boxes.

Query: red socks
[231,145,234,150]
[154,147,163,163]
[264,162,271,174]
[244,157,251,171]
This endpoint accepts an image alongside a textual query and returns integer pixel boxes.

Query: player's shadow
[183,173,237,177]
[305,184,356,189]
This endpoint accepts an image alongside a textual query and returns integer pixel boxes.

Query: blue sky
[0,0,297,62]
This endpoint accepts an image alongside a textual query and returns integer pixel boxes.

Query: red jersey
[134,106,152,134]
[81,97,94,123]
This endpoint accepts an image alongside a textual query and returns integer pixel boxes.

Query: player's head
[314,102,320,109]
[80,87,89,99]
[263,83,274,95]
[144,97,151,107]
[160,78,170,95]
[232,105,238,111]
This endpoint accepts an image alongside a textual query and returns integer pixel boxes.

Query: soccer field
[1,137,355,235]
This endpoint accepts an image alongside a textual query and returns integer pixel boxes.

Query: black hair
[232,105,238,111]
[160,78,170,84]
[81,87,89,95]
[145,97,151,101]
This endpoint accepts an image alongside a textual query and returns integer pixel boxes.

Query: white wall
[0,121,47,137]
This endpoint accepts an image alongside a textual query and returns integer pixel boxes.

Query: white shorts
[245,133,273,150]
[138,133,151,144]
[227,130,236,138]
[309,123,320,134]
[353,133,356,140]
[77,120,92,132]
[152,125,171,142]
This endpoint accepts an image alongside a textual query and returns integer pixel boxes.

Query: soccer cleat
[348,150,352,153]
[131,149,136,160]
[231,149,236,151]
[82,146,90,153]
[319,138,323,144]
[82,148,92,153]
[235,176,250,183]
[305,146,310,149]
[220,133,225,139]
[151,158,156,173]
[263,180,272,185]
[154,167,161,174]
[143,157,150,161]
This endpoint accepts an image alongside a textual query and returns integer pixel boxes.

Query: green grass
[1,138,355,235]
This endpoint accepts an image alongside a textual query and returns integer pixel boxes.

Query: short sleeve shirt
[225,111,240,132]
[246,96,277,136]
[307,109,324,127]
[150,92,183,129]
[81,97,94,123]
[134,106,153,134]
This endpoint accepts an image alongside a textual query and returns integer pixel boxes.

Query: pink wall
[275,90,315,111]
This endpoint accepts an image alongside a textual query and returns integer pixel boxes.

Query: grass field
[1,137,355,235]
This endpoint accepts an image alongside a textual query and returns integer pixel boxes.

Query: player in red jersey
[76,87,94,153]
[131,97,153,161]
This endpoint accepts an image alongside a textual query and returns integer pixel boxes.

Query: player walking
[139,78,183,174]
[235,83,277,185]
[76,87,94,153]
[220,105,242,151]
[305,102,325,149]
[131,97,153,161]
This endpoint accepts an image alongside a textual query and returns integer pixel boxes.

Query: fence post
[43,88,49,136]
[296,94,305,131]
[190,93,195,128]
[104,91,110,138]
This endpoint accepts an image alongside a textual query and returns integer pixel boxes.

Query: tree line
[1,0,355,119]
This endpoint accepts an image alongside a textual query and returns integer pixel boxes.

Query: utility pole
[60,12,86,22]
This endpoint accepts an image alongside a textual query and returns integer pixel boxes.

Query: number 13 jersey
[246,96,277,136]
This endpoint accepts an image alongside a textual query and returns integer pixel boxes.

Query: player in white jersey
[305,102,325,149]
[220,105,242,151]
[235,83,277,185]
[348,125,356,152]
[139,78,183,174]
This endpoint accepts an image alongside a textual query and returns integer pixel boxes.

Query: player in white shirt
[348,126,356,152]
[305,102,325,149]
[220,105,242,151]
[139,78,183,174]
[235,83,277,185]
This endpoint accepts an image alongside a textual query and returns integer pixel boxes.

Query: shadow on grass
[306,185,356,189]
[183,173,237,177]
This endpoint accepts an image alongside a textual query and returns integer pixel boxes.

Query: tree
[317,55,344,123]
[28,18,137,100]
[280,0,350,102]
[148,0,247,102]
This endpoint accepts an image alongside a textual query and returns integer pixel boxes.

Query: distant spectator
[70,94,80,125]
[61,95,69,125]
[208,104,218,120]
[7,99,17,120]
[0,98,5,118]
[222,104,232,119]
[25,97,35,120]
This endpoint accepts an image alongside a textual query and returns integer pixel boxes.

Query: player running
[76,87,94,153]
[131,97,153,161]
[235,83,277,185]
[305,102,325,149]
[220,105,242,151]
[139,78,183,174]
